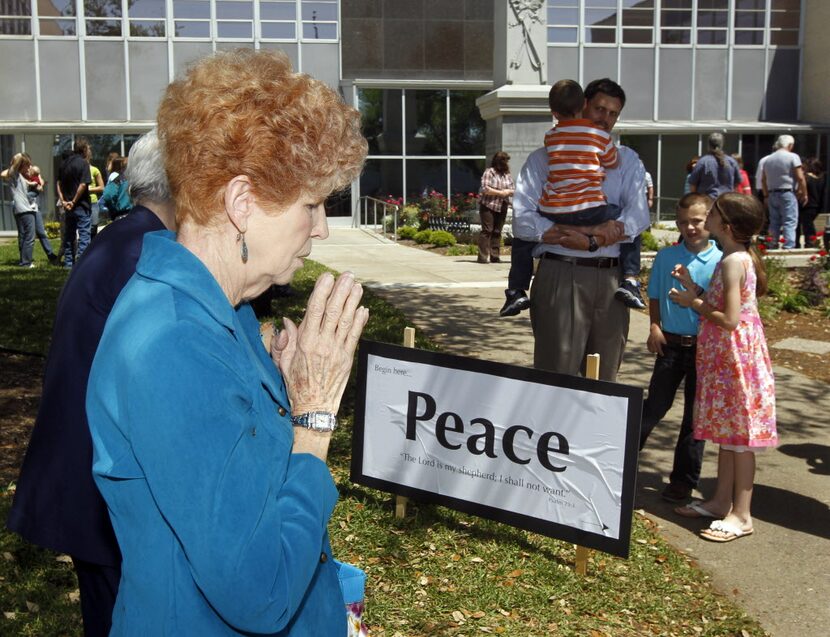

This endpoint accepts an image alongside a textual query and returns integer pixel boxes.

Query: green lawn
[0,241,767,636]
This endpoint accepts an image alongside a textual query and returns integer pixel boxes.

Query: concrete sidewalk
[312,228,830,637]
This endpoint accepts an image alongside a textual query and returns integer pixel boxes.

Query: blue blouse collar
[135,230,237,333]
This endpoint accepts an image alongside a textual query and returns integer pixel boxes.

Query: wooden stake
[575,353,601,575]
[395,327,417,519]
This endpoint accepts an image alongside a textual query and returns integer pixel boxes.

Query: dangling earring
[237,232,248,264]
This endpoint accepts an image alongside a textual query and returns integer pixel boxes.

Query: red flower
[810,255,818,261]
[758,243,767,252]
[778,237,786,243]
[820,250,828,257]
[809,235,818,241]
[765,236,773,242]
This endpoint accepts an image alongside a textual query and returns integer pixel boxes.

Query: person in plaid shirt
[478,151,515,264]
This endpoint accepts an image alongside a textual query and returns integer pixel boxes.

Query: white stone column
[494,0,547,87]
[481,0,550,172]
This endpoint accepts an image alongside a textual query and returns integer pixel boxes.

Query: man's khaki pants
[529,256,629,382]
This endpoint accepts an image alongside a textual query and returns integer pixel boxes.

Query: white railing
[358,196,400,242]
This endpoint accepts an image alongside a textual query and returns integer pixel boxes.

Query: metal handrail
[358,196,400,242]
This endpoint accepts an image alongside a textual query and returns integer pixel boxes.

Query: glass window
[547,0,578,44]
[734,30,763,45]
[301,0,336,41]
[174,20,210,38]
[0,1,31,35]
[173,0,210,39]
[130,20,165,37]
[406,160,447,201]
[39,0,76,36]
[697,0,729,44]
[405,90,447,157]
[360,159,403,204]
[127,0,165,37]
[84,0,122,37]
[174,1,210,19]
[261,1,295,21]
[660,0,691,45]
[216,1,252,20]
[301,22,336,40]
[359,89,486,205]
[215,0,251,39]
[585,0,617,45]
[621,0,653,43]
[450,159,485,201]
[217,21,252,39]
[449,91,486,156]
[770,0,800,46]
[129,0,165,19]
[548,27,577,44]
[261,0,294,39]
[360,88,403,156]
[301,2,337,22]
[261,22,295,39]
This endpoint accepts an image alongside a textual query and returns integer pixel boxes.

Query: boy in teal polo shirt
[640,193,722,503]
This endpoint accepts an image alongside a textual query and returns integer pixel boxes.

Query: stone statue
[508,0,544,84]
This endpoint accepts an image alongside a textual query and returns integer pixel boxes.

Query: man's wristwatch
[291,411,338,432]
[587,235,599,252]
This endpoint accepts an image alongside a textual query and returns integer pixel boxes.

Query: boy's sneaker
[500,289,530,317]
[615,279,646,309]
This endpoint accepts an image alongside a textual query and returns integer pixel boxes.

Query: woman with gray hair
[689,132,742,200]
[6,128,175,637]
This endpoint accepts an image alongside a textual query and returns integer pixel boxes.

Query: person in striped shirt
[500,79,645,317]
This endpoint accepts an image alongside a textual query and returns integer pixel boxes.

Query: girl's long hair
[712,193,767,296]
[6,153,29,182]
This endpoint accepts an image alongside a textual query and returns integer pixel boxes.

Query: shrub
[446,244,479,256]
[397,226,417,240]
[641,230,660,252]
[801,251,830,306]
[413,230,433,244]
[761,254,812,315]
[45,221,61,240]
[429,230,457,247]
[402,204,421,227]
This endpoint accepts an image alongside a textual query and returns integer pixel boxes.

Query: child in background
[500,79,643,316]
[671,193,777,542]
[639,193,721,504]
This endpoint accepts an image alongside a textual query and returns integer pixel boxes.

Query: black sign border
[350,339,642,559]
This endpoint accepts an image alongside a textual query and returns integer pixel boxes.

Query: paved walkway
[312,228,830,637]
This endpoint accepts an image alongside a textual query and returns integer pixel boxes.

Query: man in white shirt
[513,78,650,381]
[762,134,808,249]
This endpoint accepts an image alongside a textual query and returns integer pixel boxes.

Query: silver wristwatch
[290,411,338,432]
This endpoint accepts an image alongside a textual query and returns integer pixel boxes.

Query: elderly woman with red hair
[86,50,369,635]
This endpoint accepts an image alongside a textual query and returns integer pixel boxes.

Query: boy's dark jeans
[508,237,536,290]
[508,234,641,291]
[639,341,704,489]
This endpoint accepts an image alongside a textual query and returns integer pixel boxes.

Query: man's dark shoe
[47,253,60,266]
[661,482,692,503]
[500,289,530,317]
[490,256,502,263]
[615,279,646,309]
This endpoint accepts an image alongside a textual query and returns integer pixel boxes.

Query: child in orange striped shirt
[500,79,644,317]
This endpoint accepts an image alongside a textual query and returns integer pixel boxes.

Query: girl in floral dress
[669,193,777,542]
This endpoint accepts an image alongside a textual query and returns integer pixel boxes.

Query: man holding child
[512,78,650,381]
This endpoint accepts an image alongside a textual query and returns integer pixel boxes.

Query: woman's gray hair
[125,129,171,204]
